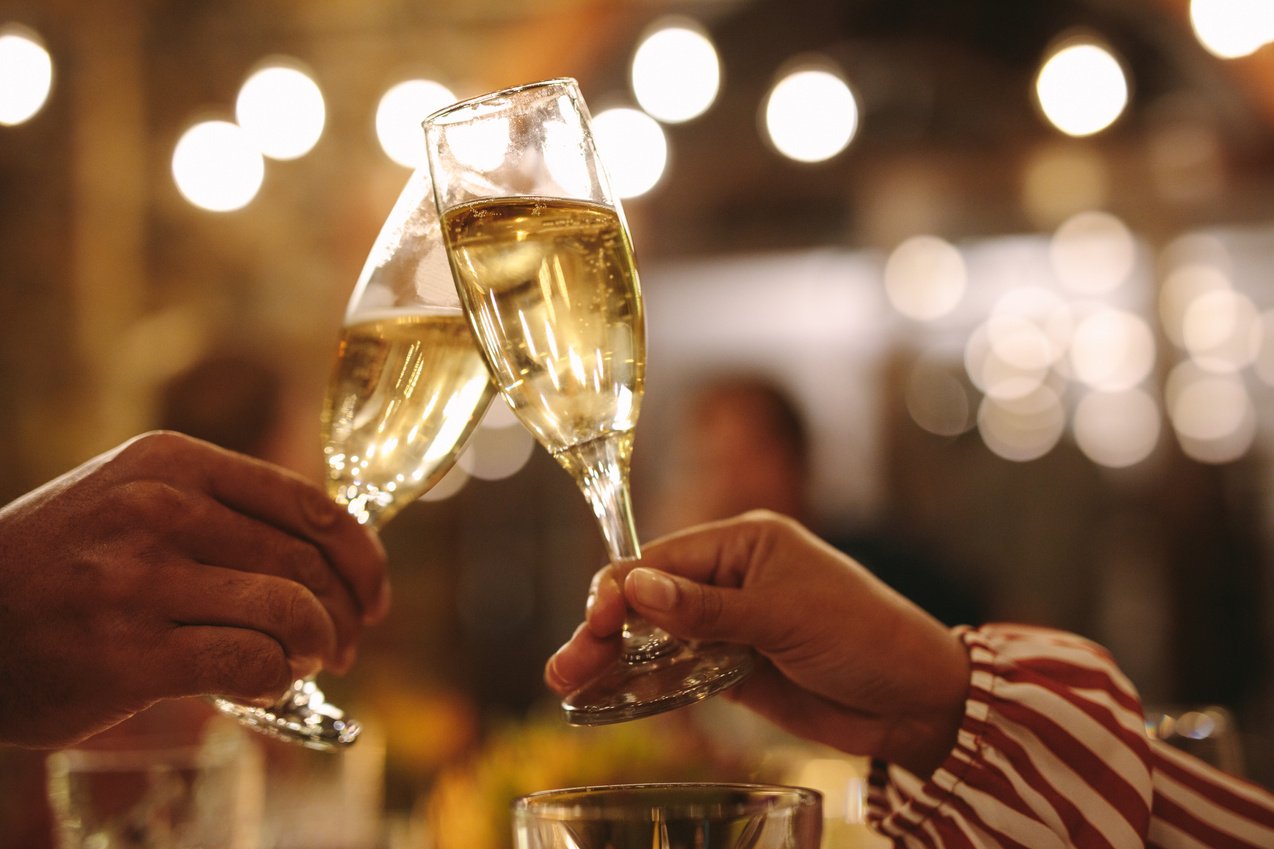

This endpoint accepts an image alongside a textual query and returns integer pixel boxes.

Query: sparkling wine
[440,197,645,477]
[320,310,495,525]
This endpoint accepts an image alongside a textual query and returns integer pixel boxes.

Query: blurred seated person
[547,512,1274,847]
[652,375,983,626]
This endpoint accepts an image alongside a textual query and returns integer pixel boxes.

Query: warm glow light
[1159,263,1232,348]
[906,358,975,437]
[1160,232,1232,277]
[420,464,470,502]
[1182,289,1259,373]
[990,286,1073,366]
[1073,389,1161,468]
[884,235,967,321]
[171,120,265,212]
[978,387,1066,462]
[1166,364,1255,463]
[592,107,668,198]
[1069,309,1155,390]
[1049,210,1136,295]
[965,321,1049,401]
[236,61,325,160]
[1190,0,1274,59]
[1254,310,1274,387]
[631,18,720,123]
[764,66,858,163]
[458,422,535,481]
[1035,42,1129,137]
[377,79,455,169]
[0,25,53,126]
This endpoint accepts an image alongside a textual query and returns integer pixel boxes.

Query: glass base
[211,678,361,752]
[561,642,753,726]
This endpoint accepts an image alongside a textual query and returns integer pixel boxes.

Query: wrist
[881,626,971,776]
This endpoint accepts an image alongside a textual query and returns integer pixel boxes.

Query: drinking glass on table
[423,78,753,725]
[513,783,822,849]
[212,169,496,750]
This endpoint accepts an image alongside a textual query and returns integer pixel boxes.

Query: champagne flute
[424,78,753,725]
[212,169,496,749]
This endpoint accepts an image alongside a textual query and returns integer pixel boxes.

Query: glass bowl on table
[513,783,822,849]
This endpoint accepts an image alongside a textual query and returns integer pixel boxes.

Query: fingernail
[629,568,678,611]
[545,651,570,689]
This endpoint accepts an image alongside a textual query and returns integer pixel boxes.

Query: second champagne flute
[211,170,496,749]
[424,78,752,725]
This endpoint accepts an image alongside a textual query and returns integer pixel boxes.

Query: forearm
[867,624,1274,848]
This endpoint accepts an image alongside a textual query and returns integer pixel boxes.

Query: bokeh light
[1181,288,1260,373]
[1254,310,1274,386]
[420,464,471,502]
[171,120,265,212]
[1159,263,1232,348]
[377,79,455,169]
[236,60,326,160]
[1190,0,1274,59]
[592,107,669,198]
[965,320,1050,401]
[458,423,535,481]
[990,286,1074,367]
[1035,41,1129,137]
[631,18,721,123]
[1073,388,1161,468]
[1049,210,1136,295]
[1166,363,1256,463]
[764,66,858,163]
[884,235,967,321]
[906,357,975,436]
[0,24,53,127]
[1068,308,1155,391]
[978,386,1066,462]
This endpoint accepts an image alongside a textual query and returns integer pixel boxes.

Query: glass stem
[568,436,678,665]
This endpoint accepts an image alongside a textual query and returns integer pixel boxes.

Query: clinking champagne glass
[424,78,753,725]
[211,170,496,749]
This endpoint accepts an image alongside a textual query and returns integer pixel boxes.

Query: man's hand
[545,511,969,776]
[0,431,389,748]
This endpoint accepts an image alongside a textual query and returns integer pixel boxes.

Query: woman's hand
[545,511,969,776]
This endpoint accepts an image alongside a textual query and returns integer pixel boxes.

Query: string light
[171,120,264,212]
[1035,40,1129,137]
[236,59,325,160]
[764,64,858,163]
[0,24,53,126]
[631,17,720,123]
[377,79,456,169]
[592,107,669,198]
[1190,0,1274,59]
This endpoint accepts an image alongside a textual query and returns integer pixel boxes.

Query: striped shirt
[866,624,1274,848]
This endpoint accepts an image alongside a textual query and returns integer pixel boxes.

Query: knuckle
[112,479,189,527]
[225,639,290,700]
[115,430,194,469]
[276,539,332,596]
[266,582,327,654]
[695,583,725,629]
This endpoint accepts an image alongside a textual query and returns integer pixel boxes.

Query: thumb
[625,567,757,646]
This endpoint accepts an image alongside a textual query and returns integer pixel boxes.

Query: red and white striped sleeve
[865,623,1274,848]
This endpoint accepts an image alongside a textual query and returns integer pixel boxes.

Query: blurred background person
[649,374,985,627]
